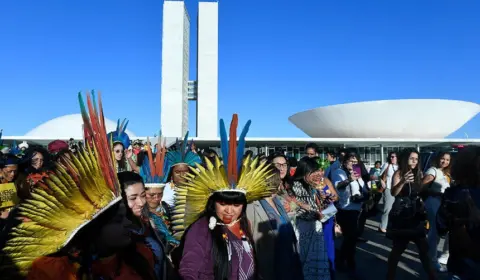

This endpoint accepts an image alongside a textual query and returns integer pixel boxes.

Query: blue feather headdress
[9,141,22,157]
[106,119,131,149]
[140,135,168,188]
[165,131,202,174]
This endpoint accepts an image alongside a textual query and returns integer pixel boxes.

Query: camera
[351,194,365,203]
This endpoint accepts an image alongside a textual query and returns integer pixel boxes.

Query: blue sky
[1,0,479,138]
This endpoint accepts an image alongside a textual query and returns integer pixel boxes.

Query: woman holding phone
[331,152,367,277]
[386,149,436,280]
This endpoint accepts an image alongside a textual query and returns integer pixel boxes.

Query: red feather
[228,114,239,185]
[81,91,119,195]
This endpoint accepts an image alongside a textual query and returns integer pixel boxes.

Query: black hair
[397,148,422,186]
[305,143,318,153]
[374,160,382,166]
[451,146,480,187]
[266,152,294,193]
[117,171,146,224]
[386,151,397,164]
[294,156,320,181]
[288,157,298,168]
[326,150,336,158]
[20,145,53,174]
[113,143,128,172]
[176,191,254,280]
[207,191,253,280]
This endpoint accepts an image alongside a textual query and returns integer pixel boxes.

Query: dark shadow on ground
[335,213,449,280]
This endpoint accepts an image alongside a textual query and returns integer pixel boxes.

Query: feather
[227,115,238,186]
[236,119,251,174]
[219,119,229,175]
[181,131,189,160]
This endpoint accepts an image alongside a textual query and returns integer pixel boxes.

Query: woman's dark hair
[60,202,154,280]
[451,146,480,187]
[288,157,298,168]
[207,191,253,280]
[117,171,145,223]
[397,148,422,185]
[433,151,452,173]
[266,153,294,193]
[118,171,144,190]
[305,143,318,153]
[20,146,53,173]
[176,191,254,280]
[113,142,127,171]
[294,156,320,181]
[341,152,357,165]
[386,151,397,164]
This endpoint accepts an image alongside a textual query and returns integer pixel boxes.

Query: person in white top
[421,151,452,271]
[378,152,398,233]
[332,152,366,275]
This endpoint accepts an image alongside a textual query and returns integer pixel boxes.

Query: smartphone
[352,164,362,176]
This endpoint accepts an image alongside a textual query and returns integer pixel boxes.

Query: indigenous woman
[0,92,156,280]
[117,171,167,280]
[106,119,138,173]
[173,115,276,280]
[15,145,53,200]
[291,157,331,280]
[162,133,202,208]
[246,166,303,280]
[140,136,179,249]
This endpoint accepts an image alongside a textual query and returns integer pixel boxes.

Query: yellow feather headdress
[0,91,121,276]
[171,114,276,239]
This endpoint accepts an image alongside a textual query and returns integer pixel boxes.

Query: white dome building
[289,99,480,139]
[25,114,137,140]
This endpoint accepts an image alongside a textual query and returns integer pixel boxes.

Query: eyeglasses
[274,163,288,169]
[114,149,122,154]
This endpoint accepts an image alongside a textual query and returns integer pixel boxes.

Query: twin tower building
[160,0,219,138]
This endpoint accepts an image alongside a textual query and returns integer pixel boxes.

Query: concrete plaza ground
[335,217,449,280]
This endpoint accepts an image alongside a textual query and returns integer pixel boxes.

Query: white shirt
[425,167,450,193]
[162,182,176,208]
[332,168,365,211]
[380,163,398,189]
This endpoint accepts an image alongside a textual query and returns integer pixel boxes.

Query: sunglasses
[114,149,123,154]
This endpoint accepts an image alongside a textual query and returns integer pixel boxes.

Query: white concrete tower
[161,0,190,137]
[196,1,219,137]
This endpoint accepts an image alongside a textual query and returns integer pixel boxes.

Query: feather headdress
[1,91,121,276]
[165,131,202,174]
[106,118,131,149]
[171,114,275,239]
[140,134,168,188]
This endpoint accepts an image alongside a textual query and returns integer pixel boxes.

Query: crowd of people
[0,92,480,280]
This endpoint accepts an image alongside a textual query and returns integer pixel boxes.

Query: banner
[0,183,19,209]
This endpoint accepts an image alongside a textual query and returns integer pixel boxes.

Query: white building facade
[160,0,190,137]
[196,1,219,138]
